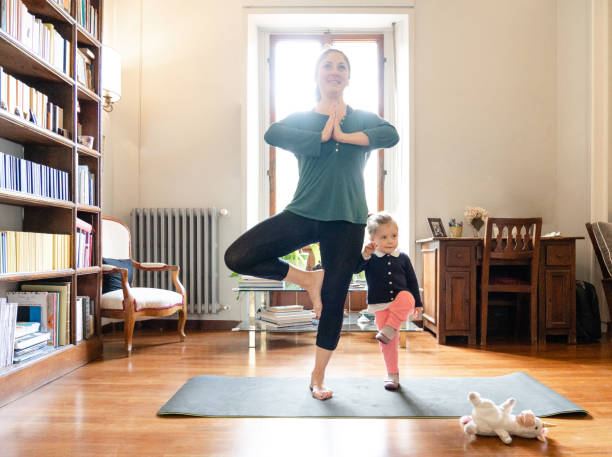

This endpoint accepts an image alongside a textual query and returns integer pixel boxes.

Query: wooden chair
[480,217,542,345]
[101,217,187,354]
[585,222,612,323]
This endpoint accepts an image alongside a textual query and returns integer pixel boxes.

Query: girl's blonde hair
[366,212,397,236]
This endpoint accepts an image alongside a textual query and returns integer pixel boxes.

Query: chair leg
[530,291,538,345]
[124,316,135,355]
[178,304,187,342]
[480,289,488,346]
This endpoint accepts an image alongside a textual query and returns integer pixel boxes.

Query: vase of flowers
[464,206,489,237]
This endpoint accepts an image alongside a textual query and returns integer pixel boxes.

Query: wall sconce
[102,46,121,112]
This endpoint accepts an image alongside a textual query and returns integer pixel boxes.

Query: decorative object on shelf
[427,217,447,237]
[464,206,489,237]
[78,135,94,148]
[102,46,122,112]
[448,218,463,237]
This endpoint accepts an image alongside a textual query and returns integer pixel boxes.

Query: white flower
[464,206,489,224]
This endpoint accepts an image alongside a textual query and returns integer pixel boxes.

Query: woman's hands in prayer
[320,104,370,146]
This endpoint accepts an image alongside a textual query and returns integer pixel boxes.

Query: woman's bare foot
[308,269,325,318]
[310,372,333,400]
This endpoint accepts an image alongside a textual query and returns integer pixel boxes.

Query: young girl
[355,212,423,390]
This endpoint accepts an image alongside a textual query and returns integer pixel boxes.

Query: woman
[224,48,399,400]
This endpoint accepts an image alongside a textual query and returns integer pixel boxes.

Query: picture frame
[427,217,447,237]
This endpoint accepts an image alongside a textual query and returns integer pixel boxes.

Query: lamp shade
[102,46,121,103]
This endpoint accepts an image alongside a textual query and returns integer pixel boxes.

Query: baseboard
[102,319,240,333]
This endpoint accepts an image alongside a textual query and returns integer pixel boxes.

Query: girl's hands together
[321,109,336,142]
[410,307,423,319]
[362,241,377,260]
[332,108,345,143]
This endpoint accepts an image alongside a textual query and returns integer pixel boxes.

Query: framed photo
[427,217,447,237]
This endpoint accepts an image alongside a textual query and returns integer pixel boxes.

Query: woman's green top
[264,106,399,225]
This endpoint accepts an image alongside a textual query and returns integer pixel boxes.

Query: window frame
[267,33,386,216]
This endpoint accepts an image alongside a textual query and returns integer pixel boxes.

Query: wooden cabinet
[419,239,478,344]
[539,239,577,344]
[0,0,104,407]
[417,237,581,345]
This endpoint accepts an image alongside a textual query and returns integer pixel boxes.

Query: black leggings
[224,211,365,350]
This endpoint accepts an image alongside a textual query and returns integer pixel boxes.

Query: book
[14,321,40,338]
[8,291,48,331]
[14,332,50,350]
[13,345,53,363]
[21,283,70,346]
[267,305,304,313]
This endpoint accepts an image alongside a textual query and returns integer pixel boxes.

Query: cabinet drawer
[546,244,572,266]
[445,246,472,267]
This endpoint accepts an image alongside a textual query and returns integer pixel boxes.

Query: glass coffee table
[232,283,421,349]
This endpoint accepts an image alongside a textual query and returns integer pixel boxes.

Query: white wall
[101,0,605,322]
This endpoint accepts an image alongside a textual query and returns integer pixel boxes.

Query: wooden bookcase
[0,0,103,407]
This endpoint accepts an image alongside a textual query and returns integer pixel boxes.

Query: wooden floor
[0,329,611,457]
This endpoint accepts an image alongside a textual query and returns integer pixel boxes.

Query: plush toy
[460,392,553,444]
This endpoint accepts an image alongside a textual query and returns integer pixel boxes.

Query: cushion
[592,222,612,278]
[102,258,133,294]
[101,287,183,312]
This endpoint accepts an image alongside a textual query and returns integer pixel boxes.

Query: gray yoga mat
[157,372,586,418]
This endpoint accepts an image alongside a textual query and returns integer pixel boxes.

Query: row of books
[0,151,70,201]
[0,300,17,368]
[76,0,98,39]
[0,231,71,274]
[76,164,95,206]
[238,275,285,289]
[0,0,72,75]
[0,67,67,135]
[75,217,93,268]
[76,47,95,91]
[258,305,316,328]
[0,287,94,367]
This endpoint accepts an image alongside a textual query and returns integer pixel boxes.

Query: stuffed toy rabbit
[460,392,553,444]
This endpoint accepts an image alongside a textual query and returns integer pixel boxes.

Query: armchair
[101,216,187,354]
[585,222,612,326]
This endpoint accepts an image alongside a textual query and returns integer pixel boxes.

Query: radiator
[130,208,224,314]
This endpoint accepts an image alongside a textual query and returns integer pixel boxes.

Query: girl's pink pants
[374,291,415,373]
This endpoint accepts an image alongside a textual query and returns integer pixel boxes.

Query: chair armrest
[133,261,179,272]
[101,265,135,309]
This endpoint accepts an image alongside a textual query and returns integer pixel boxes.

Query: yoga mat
[157,372,587,418]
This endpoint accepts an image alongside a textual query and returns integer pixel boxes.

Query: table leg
[400,330,407,348]
[248,291,256,348]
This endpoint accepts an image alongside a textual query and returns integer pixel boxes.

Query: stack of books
[238,275,284,289]
[13,329,52,363]
[258,305,316,328]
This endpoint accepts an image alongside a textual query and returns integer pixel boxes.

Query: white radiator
[130,208,224,314]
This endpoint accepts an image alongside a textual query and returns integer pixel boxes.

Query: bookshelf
[0,0,103,407]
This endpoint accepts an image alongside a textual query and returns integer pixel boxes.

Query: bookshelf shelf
[77,84,101,102]
[76,266,101,275]
[0,269,76,283]
[0,110,75,147]
[0,0,104,408]
[0,30,74,85]
[76,24,101,48]
[0,189,74,209]
[76,203,101,213]
[77,144,101,158]
[22,0,76,24]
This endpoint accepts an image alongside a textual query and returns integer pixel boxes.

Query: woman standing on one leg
[224,48,399,400]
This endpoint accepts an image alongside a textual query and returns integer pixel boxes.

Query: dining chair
[480,217,542,345]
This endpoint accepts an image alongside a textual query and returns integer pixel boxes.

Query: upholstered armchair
[101,216,187,354]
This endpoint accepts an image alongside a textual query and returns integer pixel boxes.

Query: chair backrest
[102,217,132,259]
[483,217,542,261]
[586,222,612,280]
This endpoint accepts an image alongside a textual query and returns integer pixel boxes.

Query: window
[268,34,385,216]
